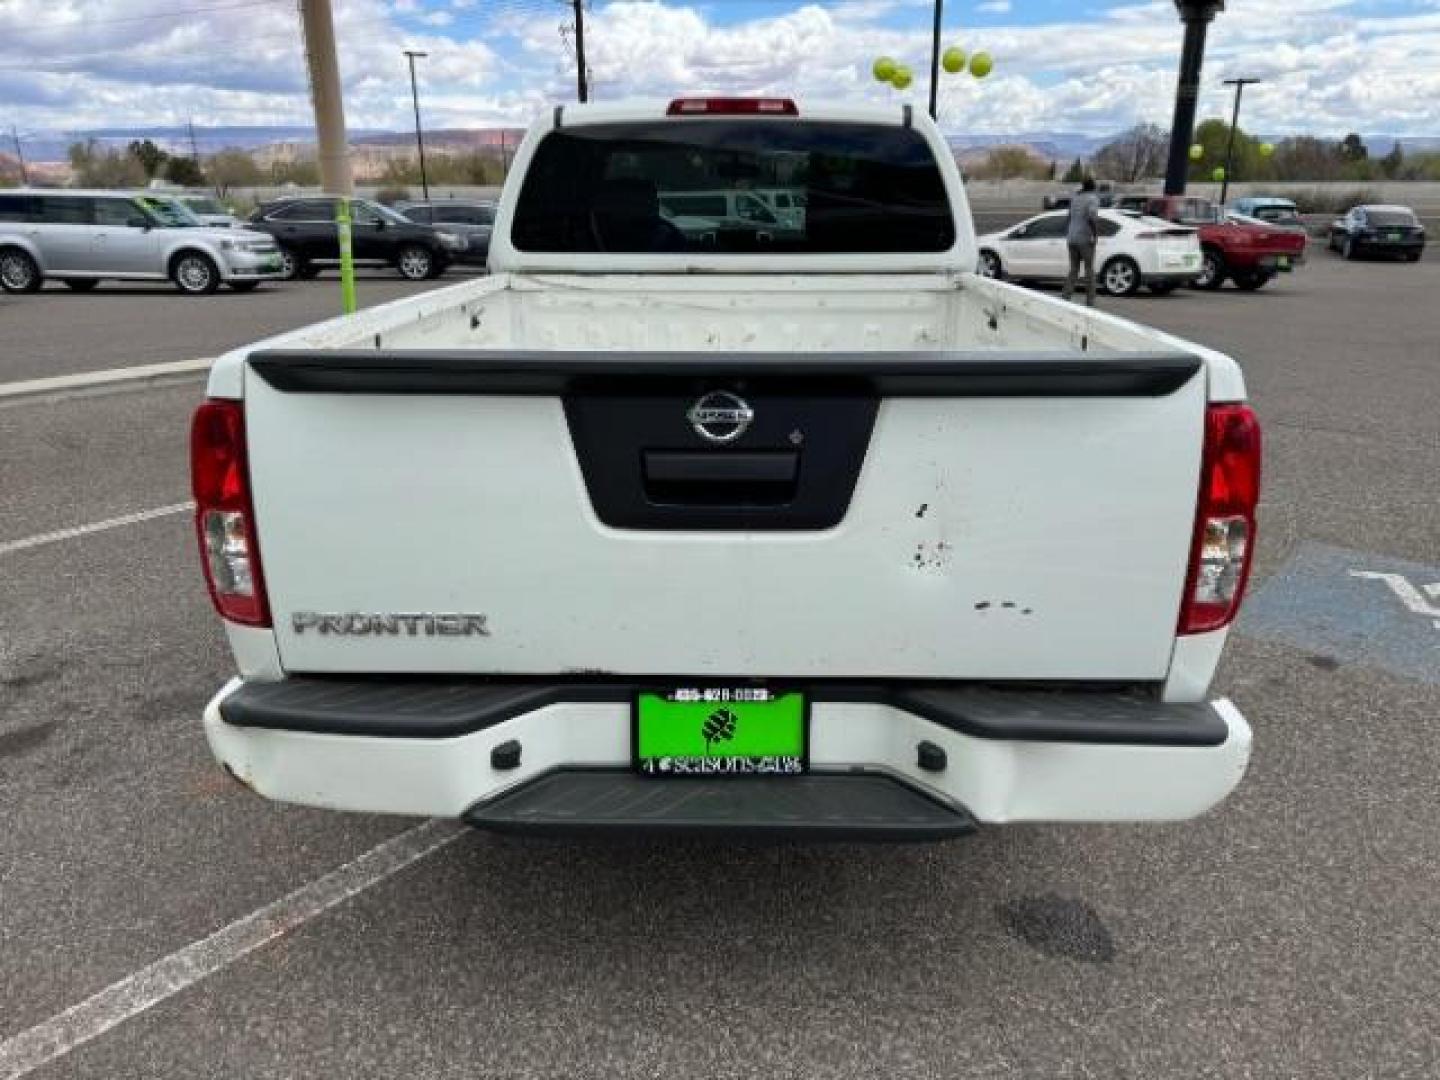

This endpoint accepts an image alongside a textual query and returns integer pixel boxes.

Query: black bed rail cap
[246,348,1203,397]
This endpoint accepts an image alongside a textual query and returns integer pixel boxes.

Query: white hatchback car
[977,209,1201,296]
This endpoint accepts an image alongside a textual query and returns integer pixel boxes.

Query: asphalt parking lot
[0,267,487,384]
[3,251,1439,1078]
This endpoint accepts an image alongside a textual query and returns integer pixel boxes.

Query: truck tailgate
[242,349,1206,681]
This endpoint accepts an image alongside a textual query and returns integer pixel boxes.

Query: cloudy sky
[3,0,1439,139]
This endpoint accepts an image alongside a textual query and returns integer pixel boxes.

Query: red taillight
[1179,403,1262,635]
[190,399,270,627]
[666,97,799,116]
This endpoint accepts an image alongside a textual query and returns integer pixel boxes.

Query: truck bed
[217,272,1240,400]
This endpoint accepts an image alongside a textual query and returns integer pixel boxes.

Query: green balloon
[1260,142,1275,158]
[1211,166,1227,182]
[1189,143,1204,161]
[969,51,993,78]
[872,56,897,82]
[892,66,913,90]
[942,47,966,74]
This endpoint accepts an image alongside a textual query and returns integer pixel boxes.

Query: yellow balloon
[1189,143,1204,161]
[872,56,896,82]
[969,51,993,78]
[942,47,966,74]
[892,66,913,90]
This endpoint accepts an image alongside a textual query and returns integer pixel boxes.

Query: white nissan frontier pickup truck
[193,98,1259,839]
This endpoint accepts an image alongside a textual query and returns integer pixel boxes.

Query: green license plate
[635,688,806,777]
[1277,256,1290,269]
[1388,232,1402,242]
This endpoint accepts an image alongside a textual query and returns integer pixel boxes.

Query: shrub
[374,185,411,206]
[1289,187,1380,215]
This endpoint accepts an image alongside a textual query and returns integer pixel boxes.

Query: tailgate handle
[642,451,798,507]
[644,451,797,484]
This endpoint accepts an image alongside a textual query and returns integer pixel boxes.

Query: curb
[0,357,213,405]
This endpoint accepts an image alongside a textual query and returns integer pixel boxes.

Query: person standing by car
[1063,177,1102,306]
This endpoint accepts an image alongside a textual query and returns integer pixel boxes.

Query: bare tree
[1092,123,1170,183]
[206,149,262,199]
[68,140,146,187]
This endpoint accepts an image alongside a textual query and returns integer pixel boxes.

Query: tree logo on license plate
[701,708,739,754]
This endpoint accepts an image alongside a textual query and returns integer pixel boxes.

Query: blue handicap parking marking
[1240,543,1440,685]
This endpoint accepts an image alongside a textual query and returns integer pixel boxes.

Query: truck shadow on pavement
[442,828,1117,969]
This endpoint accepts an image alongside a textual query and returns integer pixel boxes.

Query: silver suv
[0,190,284,295]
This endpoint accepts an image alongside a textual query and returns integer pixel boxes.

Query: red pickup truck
[1118,195,1307,291]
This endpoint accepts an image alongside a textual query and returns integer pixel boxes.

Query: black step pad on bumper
[221,678,1226,746]
[463,771,976,841]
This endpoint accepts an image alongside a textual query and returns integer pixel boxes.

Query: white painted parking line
[0,358,213,404]
[0,503,196,558]
[0,819,465,1080]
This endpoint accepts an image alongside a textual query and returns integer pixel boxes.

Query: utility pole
[187,117,201,162]
[403,50,430,199]
[1163,0,1224,195]
[927,0,944,120]
[1219,76,1260,205]
[298,0,353,197]
[297,0,356,313]
[572,0,589,103]
[10,125,27,185]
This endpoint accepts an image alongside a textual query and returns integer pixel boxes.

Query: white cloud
[976,1,1011,13]
[3,0,1439,144]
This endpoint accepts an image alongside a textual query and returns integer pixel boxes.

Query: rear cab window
[511,120,955,254]
[1364,209,1418,227]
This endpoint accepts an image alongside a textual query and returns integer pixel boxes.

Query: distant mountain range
[947,132,1440,162]
[947,132,1110,160]
[13,124,1440,164]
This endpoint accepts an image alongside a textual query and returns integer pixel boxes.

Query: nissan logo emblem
[687,391,754,443]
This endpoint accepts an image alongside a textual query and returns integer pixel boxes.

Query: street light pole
[927,0,944,120]
[404,49,430,200]
[572,0,589,103]
[10,125,27,185]
[1163,0,1224,195]
[1219,76,1260,205]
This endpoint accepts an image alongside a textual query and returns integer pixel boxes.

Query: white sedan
[976,210,1202,296]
